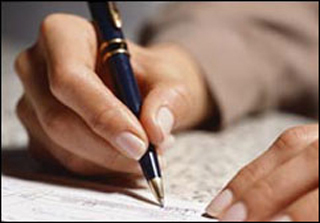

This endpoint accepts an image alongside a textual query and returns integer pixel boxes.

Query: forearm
[140,2,319,127]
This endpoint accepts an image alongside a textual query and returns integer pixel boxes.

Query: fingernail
[158,135,175,154]
[115,132,147,160]
[157,107,174,138]
[206,189,233,217]
[271,215,292,222]
[221,202,247,222]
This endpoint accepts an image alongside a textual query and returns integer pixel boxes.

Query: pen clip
[108,2,122,29]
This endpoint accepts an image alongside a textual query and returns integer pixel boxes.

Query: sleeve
[139,2,319,127]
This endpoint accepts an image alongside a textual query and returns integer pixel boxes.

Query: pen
[88,2,164,207]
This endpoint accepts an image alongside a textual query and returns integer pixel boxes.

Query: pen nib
[147,177,164,207]
[158,198,164,208]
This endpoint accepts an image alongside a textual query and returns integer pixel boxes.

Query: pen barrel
[108,54,142,117]
[89,1,162,182]
[108,54,162,180]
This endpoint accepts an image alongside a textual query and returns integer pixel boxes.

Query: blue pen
[88,2,164,207]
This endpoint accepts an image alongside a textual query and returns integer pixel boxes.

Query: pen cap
[88,2,124,40]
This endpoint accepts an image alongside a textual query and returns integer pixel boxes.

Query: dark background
[1,1,166,45]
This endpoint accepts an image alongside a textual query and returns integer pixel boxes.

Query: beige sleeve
[139,2,319,127]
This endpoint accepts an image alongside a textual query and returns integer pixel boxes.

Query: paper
[2,112,311,221]
[2,175,213,221]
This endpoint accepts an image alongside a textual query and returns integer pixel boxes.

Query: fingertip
[157,135,175,155]
[140,92,176,146]
[140,108,164,146]
[115,131,148,160]
[205,189,234,218]
[156,107,175,139]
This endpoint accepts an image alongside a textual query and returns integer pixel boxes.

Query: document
[3,112,310,221]
[2,175,213,221]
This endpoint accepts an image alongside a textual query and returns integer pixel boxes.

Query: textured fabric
[140,2,319,127]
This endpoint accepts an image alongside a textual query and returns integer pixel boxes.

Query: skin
[15,14,213,175]
[15,14,318,220]
[206,124,319,221]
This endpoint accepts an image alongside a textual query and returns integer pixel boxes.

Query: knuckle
[283,126,302,138]
[280,127,299,143]
[229,164,259,197]
[282,126,308,142]
[14,50,30,80]
[16,97,39,131]
[16,97,28,122]
[273,125,318,154]
[237,164,258,184]
[42,109,67,133]
[40,13,66,35]
[273,127,302,151]
[40,13,93,42]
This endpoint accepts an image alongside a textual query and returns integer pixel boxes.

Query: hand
[206,124,319,221]
[15,14,213,175]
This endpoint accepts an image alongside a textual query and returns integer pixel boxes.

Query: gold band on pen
[100,38,129,62]
[102,48,130,62]
[99,38,127,53]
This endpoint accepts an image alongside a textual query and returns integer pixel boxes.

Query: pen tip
[147,177,165,208]
[159,198,165,208]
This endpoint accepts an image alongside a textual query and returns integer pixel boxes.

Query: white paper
[3,111,309,221]
[2,175,214,221]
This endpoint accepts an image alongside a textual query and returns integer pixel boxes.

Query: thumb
[140,82,193,146]
[130,42,212,150]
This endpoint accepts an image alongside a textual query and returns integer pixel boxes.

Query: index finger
[206,125,318,218]
[39,14,148,160]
